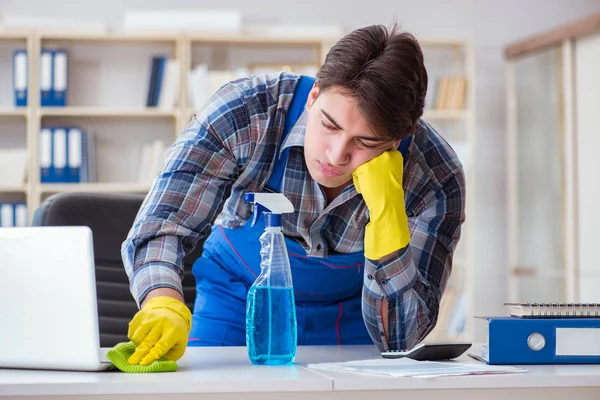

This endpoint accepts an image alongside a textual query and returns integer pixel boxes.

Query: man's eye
[321,121,336,131]
[358,141,379,149]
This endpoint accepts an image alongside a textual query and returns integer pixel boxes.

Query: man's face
[303,84,400,190]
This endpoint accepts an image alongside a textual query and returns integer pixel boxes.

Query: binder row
[0,203,27,227]
[13,49,69,107]
[39,127,95,184]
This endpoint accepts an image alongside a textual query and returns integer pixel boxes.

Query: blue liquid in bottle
[246,286,297,365]
[245,210,297,366]
[243,194,297,366]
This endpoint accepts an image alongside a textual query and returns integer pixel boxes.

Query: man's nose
[326,137,351,166]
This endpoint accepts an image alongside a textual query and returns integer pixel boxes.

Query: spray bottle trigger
[251,203,271,227]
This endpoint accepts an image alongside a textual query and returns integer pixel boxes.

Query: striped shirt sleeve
[121,82,251,307]
[361,166,466,351]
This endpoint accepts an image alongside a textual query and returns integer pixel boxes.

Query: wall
[3,0,600,339]
[575,31,600,301]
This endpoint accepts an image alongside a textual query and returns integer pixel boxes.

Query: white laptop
[0,226,113,371]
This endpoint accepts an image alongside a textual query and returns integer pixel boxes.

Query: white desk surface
[1,345,600,400]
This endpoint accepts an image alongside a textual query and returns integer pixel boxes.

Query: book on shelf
[146,55,180,109]
[187,65,249,112]
[432,76,468,110]
[136,139,168,186]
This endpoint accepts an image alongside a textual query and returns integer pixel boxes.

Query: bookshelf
[39,107,179,118]
[38,183,150,194]
[0,31,475,342]
[0,32,31,224]
[0,185,27,193]
[420,39,476,343]
[0,108,28,117]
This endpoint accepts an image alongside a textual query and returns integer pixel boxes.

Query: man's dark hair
[317,23,428,141]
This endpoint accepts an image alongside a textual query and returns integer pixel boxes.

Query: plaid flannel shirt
[122,72,466,351]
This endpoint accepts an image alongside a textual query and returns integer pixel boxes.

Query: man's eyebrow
[320,109,386,143]
[321,109,343,130]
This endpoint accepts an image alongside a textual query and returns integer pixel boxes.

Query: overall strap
[398,135,412,158]
[266,75,316,191]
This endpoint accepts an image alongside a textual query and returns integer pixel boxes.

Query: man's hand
[127,296,192,366]
[352,149,410,260]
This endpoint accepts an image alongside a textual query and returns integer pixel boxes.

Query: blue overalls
[189,76,412,346]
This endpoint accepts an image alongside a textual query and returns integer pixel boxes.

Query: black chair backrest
[32,192,202,347]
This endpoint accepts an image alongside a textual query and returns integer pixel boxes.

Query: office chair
[32,192,202,347]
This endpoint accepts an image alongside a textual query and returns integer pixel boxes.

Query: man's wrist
[364,221,410,261]
[141,288,185,308]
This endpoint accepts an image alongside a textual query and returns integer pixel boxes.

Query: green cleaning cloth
[106,341,178,373]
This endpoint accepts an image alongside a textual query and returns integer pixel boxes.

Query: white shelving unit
[0,32,31,212]
[39,107,179,118]
[420,39,476,343]
[0,30,475,342]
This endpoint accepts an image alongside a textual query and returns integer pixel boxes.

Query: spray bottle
[243,192,297,365]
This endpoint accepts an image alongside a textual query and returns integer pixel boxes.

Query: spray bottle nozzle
[244,193,294,227]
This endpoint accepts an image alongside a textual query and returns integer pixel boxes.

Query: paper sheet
[306,357,527,378]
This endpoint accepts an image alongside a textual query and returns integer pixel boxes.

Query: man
[122,23,466,366]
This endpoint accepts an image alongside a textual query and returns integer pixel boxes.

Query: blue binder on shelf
[52,128,68,182]
[39,128,53,183]
[12,50,28,107]
[471,316,600,365]
[40,50,53,107]
[52,50,68,106]
[67,127,82,183]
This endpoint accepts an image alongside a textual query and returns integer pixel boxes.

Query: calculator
[381,342,472,361]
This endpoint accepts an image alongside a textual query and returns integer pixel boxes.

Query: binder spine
[52,50,68,107]
[13,50,28,107]
[39,128,52,183]
[40,50,53,107]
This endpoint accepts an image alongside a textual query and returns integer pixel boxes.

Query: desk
[1,346,600,400]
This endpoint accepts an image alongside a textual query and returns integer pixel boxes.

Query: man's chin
[315,176,352,189]
[307,162,350,188]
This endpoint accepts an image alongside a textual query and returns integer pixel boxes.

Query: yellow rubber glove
[127,296,192,366]
[352,149,410,260]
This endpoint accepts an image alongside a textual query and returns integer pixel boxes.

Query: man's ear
[306,82,320,111]
[391,139,402,151]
